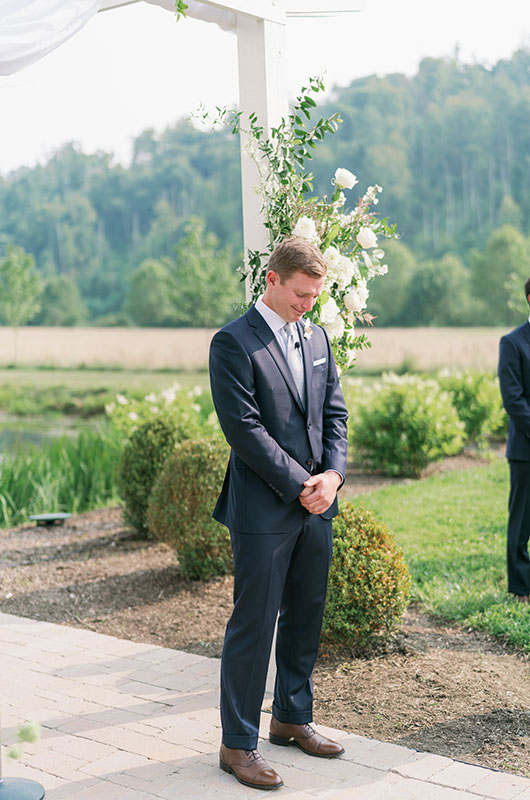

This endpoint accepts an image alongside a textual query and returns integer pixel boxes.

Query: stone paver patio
[2,611,530,800]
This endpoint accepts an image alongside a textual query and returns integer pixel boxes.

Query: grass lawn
[345,460,530,651]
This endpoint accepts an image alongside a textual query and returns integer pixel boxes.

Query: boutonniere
[303,319,313,340]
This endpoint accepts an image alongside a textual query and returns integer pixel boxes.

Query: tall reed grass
[0,428,121,527]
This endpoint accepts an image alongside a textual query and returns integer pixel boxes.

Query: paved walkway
[2,612,530,800]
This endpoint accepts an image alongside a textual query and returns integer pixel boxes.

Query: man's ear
[266,270,280,287]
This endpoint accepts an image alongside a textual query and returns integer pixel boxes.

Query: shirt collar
[255,295,289,334]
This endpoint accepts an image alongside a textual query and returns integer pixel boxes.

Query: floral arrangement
[214,76,396,372]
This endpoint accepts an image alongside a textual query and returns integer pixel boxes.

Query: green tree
[125,258,174,326]
[167,217,243,327]
[0,245,43,362]
[470,225,530,325]
[498,195,523,229]
[404,253,475,326]
[366,240,417,325]
[34,274,88,326]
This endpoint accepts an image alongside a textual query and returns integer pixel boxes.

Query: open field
[0,367,209,392]
[0,325,511,370]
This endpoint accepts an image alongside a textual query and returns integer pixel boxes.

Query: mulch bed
[1,448,529,777]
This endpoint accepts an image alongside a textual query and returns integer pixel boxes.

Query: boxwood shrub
[322,503,411,647]
[350,373,465,477]
[437,368,507,445]
[147,438,232,580]
[117,415,179,537]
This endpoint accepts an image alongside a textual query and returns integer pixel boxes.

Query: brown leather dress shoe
[515,595,530,603]
[269,717,344,758]
[219,744,284,790]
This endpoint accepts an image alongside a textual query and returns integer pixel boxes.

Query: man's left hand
[299,471,342,515]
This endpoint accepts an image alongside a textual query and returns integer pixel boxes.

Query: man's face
[263,269,325,323]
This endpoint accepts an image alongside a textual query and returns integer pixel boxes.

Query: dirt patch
[1,491,530,777]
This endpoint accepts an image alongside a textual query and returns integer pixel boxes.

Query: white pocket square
[313,357,326,367]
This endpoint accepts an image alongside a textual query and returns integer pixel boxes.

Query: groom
[209,236,348,790]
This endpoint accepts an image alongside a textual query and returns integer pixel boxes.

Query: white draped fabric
[0,0,103,76]
[0,0,236,77]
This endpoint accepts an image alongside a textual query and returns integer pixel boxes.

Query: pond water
[0,415,101,454]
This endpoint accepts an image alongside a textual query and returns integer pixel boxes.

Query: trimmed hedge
[117,415,178,536]
[147,438,232,580]
[322,503,411,647]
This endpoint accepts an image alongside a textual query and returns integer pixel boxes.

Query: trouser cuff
[222,734,259,749]
[272,703,313,724]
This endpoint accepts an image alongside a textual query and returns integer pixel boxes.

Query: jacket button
[307,423,312,430]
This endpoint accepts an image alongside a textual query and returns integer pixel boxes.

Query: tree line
[0,48,529,328]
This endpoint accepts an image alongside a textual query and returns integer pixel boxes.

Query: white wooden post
[236,9,288,293]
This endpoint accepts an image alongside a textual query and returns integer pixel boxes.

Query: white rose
[373,249,385,260]
[128,411,138,421]
[292,216,319,244]
[357,227,378,249]
[357,278,369,305]
[343,289,364,313]
[320,296,340,325]
[323,246,341,270]
[323,315,345,341]
[344,280,369,314]
[336,256,355,291]
[334,168,358,190]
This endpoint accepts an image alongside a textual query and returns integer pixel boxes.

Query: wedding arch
[0,0,361,261]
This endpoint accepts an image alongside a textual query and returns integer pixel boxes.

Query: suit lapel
[246,306,306,415]
[521,321,530,347]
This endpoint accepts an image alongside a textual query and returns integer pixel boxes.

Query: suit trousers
[220,513,333,750]
[507,460,530,595]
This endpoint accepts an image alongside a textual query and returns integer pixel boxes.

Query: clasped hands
[299,470,342,515]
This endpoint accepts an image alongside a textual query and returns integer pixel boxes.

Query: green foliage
[470,225,530,325]
[1,50,530,326]
[403,253,477,326]
[166,217,243,327]
[350,373,465,477]
[147,438,232,580]
[0,383,117,417]
[357,459,530,651]
[437,368,507,444]
[322,503,410,647]
[365,239,417,326]
[7,721,41,760]
[125,258,174,326]
[35,274,88,326]
[116,416,179,536]
[0,427,121,527]
[106,383,216,439]
[0,245,42,327]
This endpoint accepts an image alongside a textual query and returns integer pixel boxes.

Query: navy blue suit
[209,305,348,749]
[498,321,530,594]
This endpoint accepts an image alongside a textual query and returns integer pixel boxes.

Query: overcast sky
[0,0,528,175]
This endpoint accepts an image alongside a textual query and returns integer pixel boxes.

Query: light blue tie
[284,322,305,402]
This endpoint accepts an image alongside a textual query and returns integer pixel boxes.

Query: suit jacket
[498,321,530,461]
[209,305,348,534]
